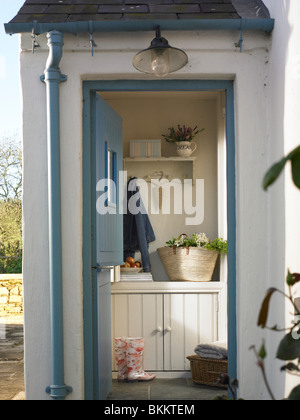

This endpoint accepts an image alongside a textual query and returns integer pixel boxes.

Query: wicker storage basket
[157,246,218,282]
[187,355,228,389]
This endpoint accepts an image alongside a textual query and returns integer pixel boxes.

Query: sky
[0,0,25,140]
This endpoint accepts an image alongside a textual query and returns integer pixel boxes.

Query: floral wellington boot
[126,337,156,382]
[115,337,128,382]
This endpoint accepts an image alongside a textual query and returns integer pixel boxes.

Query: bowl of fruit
[121,257,143,273]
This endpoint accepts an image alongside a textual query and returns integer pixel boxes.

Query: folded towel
[194,341,228,360]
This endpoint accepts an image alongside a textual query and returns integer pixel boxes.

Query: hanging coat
[123,178,156,272]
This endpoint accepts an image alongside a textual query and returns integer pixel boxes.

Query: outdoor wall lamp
[133,26,188,77]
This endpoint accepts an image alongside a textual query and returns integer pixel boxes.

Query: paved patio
[0,315,25,400]
[0,316,225,401]
[107,379,224,401]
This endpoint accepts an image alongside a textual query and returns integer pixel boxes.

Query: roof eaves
[232,0,271,19]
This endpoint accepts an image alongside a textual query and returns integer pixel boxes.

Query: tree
[0,136,22,201]
[0,136,22,273]
[0,199,22,273]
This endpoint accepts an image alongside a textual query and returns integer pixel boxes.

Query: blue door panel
[97,270,112,400]
[95,95,124,266]
[95,94,123,400]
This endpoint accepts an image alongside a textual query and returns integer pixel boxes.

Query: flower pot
[176,141,197,157]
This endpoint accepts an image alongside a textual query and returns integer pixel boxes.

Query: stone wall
[0,275,23,316]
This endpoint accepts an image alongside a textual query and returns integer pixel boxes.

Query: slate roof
[8,0,270,24]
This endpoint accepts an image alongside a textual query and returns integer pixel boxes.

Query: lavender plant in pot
[162,125,204,157]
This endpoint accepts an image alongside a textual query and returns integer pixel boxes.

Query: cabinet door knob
[156,327,163,333]
[166,326,172,332]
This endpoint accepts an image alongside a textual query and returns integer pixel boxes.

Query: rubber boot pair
[115,337,156,382]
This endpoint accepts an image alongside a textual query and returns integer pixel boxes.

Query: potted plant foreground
[162,125,204,157]
[158,233,227,282]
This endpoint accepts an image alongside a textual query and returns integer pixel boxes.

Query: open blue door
[94,94,123,400]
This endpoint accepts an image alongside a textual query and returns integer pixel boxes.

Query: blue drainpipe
[41,30,72,400]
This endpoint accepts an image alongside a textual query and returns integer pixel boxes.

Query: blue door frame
[82,79,237,400]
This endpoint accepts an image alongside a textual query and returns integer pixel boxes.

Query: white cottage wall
[20,28,283,400]
[21,46,51,400]
[262,0,300,398]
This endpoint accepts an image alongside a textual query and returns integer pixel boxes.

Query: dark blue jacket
[124,178,156,272]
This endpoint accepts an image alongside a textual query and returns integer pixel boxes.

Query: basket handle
[173,234,189,255]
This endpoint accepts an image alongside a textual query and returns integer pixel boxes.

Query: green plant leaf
[291,149,300,189]
[263,158,287,191]
[286,145,300,160]
[287,385,300,401]
[280,362,300,372]
[257,288,278,328]
[276,333,300,361]
[287,271,300,287]
[259,343,267,360]
[286,270,294,286]
[263,146,300,191]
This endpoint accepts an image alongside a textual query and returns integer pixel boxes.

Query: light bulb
[151,48,170,78]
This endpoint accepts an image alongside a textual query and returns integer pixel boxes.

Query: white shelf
[123,156,197,183]
[124,156,197,162]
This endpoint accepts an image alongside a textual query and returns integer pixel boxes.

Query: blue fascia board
[4,18,274,36]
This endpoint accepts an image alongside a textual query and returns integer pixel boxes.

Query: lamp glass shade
[133,30,188,77]
[151,48,170,78]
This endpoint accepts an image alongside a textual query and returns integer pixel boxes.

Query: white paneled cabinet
[111,283,222,373]
[163,293,218,371]
[112,294,164,371]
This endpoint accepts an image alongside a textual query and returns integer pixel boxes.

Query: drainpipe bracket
[46,384,73,400]
[234,30,244,52]
[40,73,68,83]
